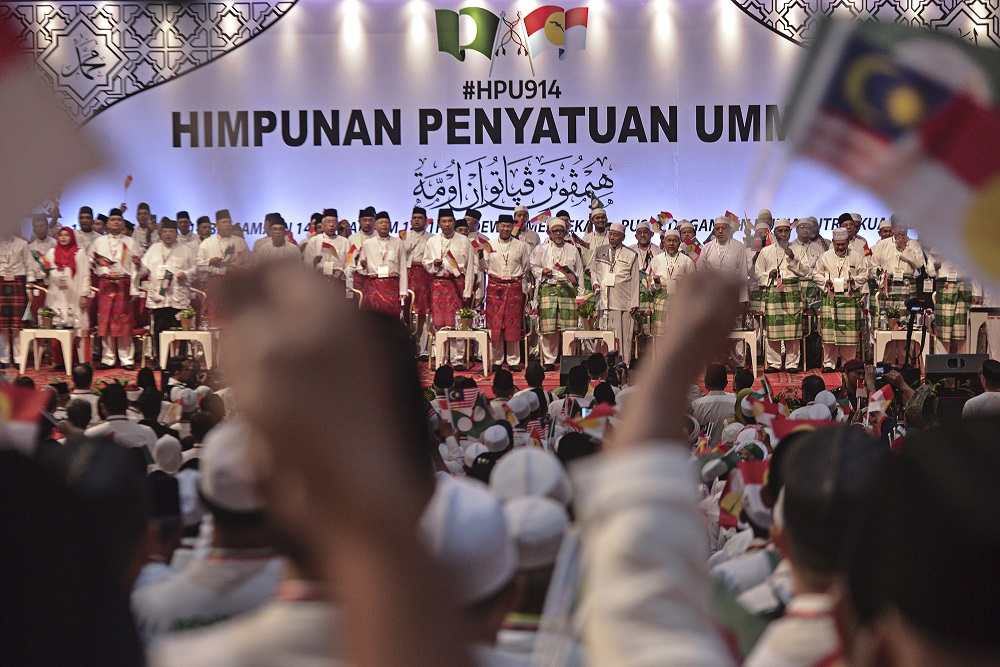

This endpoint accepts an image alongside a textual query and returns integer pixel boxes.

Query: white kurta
[870,238,925,281]
[302,233,351,277]
[753,243,812,284]
[91,234,138,281]
[141,241,195,310]
[581,230,609,269]
[591,245,641,311]
[74,229,100,253]
[813,249,869,291]
[403,229,434,266]
[698,237,750,302]
[359,235,408,297]
[791,238,824,270]
[648,250,695,292]
[484,237,530,279]
[196,235,250,276]
[529,240,585,292]
[42,248,90,328]
[423,233,477,299]
[252,240,301,265]
[177,231,200,251]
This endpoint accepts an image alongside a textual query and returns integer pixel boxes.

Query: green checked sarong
[749,287,765,316]
[878,279,913,318]
[821,294,863,345]
[652,290,672,336]
[934,279,972,343]
[538,283,578,334]
[763,279,803,341]
[637,281,655,336]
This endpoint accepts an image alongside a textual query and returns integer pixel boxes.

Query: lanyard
[499,239,511,271]
[377,237,390,265]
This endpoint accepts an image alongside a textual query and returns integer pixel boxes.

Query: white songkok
[198,419,263,512]
[851,212,862,223]
[742,485,772,530]
[503,496,570,570]
[663,228,680,238]
[153,435,183,474]
[720,422,746,446]
[514,205,528,214]
[636,220,651,231]
[489,448,573,506]
[464,442,489,468]
[878,218,891,229]
[714,215,730,228]
[420,476,519,605]
[590,207,606,218]
[832,228,850,241]
[756,209,773,224]
[483,424,511,453]
[514,388,539,413]
[774,218,791,229]
[815,390,838,418]
[678,220,694,230]
[547,218,567,230]
[609,222,626,234]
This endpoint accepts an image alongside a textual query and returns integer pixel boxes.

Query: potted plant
[885,306,901,330]
[178,308,197,331]
[578,300,597,330]
[38,306,55,329]
[456,307,475,331]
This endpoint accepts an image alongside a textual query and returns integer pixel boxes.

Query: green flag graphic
[435,8,500,61]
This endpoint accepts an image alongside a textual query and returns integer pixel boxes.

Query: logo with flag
[530,209,552,224]
[650,211,673,233]
[435,5,588,63]
[31,249,52,273]
[447,386,497,438]
[321,241,339,258]
[93,252,115,267]
[784,19,1000,293]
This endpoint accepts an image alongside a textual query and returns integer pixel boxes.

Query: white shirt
[698,237,749,302]
[0,236,33,278]
[591,244,641,311]
[252,239,301,265]
[359,235,408,296]
[691,391,736,446]
[75,229,100,252]
[28,236,56,261]
[403,229,434,266]
[753,243,812,284]
[301,233,351,278]
[791,238,824,270]
[813,249,869,291]
[648,250,695,294]
[197,235,250,275]
[962,390,1000,418]
[132,548,283,643]
[530,240,585,292]
[870,238,924,279]
[423,233,477,299]
[91,233,138,278]
[69,388,101,426]
[142,241,195,310]
[177,231,200,251]
[744,593,839,667]
[43,247,91,328]
[485,237,530,279]
[86,415,158,450]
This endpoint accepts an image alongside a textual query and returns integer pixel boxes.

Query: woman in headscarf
[44,226,91,367]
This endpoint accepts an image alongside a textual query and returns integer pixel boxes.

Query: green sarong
[821,294,863,345]
[934,279,972,343]
[538,283,577,334]
[763,279,803,341]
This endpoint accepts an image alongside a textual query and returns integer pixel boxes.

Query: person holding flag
[591,222,641,363]
[755,219,813,373]
[648,228,695,336]
[196,209,249,325]
[464,208,491,307]
[675,219,702,262]
[512,205,540,247]
[530,217,585,371]
[403,206,435,360]
[814,227,869,372]
[630,220,662,338]
[91,207,140,369]
[699,215,750,368]
[423,208,476,369]
[357,211,407,319]
[348,206,377,302]
[485,214,530,372]
[139,218,195,359]
[302,208,351,295]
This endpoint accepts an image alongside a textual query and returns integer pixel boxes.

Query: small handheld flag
[554,263,578,285]
[158,269,174,297]
[93,253,114,268]
[530,209,552,224]
[345,244,358,265]
[321,242,339,258]
[399,220,408,240]
[124,174,133,191]
[31,249,52,273]
[445,250,460,270]
[570,233,590,249]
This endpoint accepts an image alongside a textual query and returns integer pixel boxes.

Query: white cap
[756,209,773,223]
[463,442,489,468]
[636,220,651,231]
[832,228,850,241]
[489,448,572,506]
[774,218,791,229]
[678,219,694,230]
[815,390,838,418]
[878,218,891,229]
[663,228,680,238]
[483,424,511,453]
[851,212,862,222]
[514,205,528,214]
[195,385,212,399]
[153,435,182,474]
[198,419,263,512]
[714,215,731,228]
[507,392,532,421]
[514,388,539,413]
[503,496,569,570]
[609,222,626,234]
[589,207,606,218]
[720,422,745,445]
[801,403,835,420]
[754,222,769,233]
[742,485,772,530]
[547,217,567,230]
[420,476,519,605]
[178,387,199,412]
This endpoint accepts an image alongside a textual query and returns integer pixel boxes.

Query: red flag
[124,174,134,191]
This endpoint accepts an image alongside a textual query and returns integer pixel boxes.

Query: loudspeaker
[559,355,590,386]
[925,354,989,380]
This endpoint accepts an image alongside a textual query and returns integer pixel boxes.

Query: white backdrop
[41,0,892,243]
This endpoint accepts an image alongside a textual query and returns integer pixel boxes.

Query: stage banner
[6,0,994,243]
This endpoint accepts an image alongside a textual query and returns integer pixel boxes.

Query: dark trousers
[152,307,187,357]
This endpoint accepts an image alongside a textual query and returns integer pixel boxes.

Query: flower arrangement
[178,309,197,320]
[38,306,56,318]
[456,307,475,319]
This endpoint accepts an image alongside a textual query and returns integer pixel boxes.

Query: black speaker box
[925,354,989,380]
[559,355,590,386]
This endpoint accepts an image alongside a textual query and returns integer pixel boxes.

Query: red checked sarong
[486,276,525,342]
[353,273,371,306]
[431,275,465,329]
[408,264,433,315]
[97,276,133,337]
[0,276,27,330]
[363,277,401,318]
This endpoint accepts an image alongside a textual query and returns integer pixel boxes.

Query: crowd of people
[7,202,988,381]
[2,259,998,667]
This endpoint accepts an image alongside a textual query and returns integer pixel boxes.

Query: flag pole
[518,12,536,77]
[488,11,506,78]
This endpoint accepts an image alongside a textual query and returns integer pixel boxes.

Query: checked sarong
[934,279,972,343]
[538,283,577,335]
[821,294,863,345]
[763,278,803,341]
